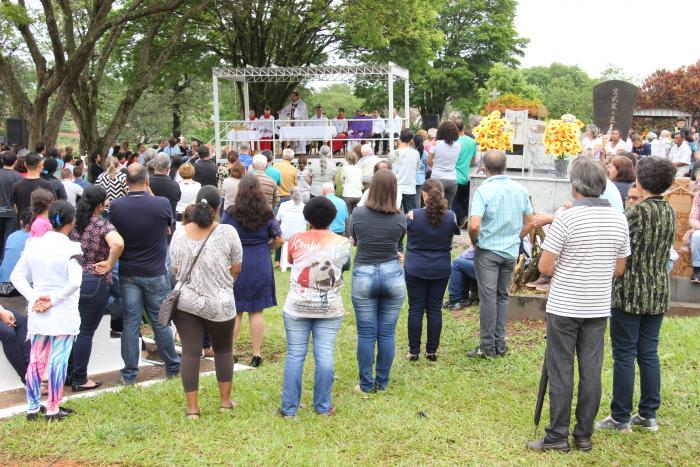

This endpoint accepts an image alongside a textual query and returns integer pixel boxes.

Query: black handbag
[158,226,217,325]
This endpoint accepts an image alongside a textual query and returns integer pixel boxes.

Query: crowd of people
[0,112,687,454]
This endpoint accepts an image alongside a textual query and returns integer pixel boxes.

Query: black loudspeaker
[423,114,440,130]
[6,119,28,148]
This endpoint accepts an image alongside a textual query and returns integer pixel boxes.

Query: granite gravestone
[593,80,639,140]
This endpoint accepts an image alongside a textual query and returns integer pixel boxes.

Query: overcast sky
[516,0,695,81]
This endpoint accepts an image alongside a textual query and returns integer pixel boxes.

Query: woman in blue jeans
[405,179,460,361]
[350,169,407,393]
[279,196,352,417]
[597,156,677,433]
[68,186,124,391]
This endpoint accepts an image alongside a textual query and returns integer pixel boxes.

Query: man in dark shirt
[109,163,180,384]
[193,146,218,187]
[11,152,56,219]
[39,156,67,201]
[0,150,23,261]
[148,153,180,240]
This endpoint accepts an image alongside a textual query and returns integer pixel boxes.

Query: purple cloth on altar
[349,116,373,139]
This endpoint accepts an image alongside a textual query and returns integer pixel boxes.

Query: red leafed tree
[638,61,700,118]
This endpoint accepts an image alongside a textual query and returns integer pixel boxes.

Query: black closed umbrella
[533,359,548,438]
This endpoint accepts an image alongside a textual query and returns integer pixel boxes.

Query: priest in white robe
[281,91,308,154]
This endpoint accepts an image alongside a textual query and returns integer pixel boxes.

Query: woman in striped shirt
[96,156,127,211]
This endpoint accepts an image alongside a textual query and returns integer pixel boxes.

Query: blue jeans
[691,231,700,267]
[351,260,406,392]
[610,309,664,423]
[280,314,343,416]
[448,256,476,303]
[70,273,111,385]
[120,274,180,383]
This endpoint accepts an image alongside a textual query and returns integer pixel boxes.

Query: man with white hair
[149,153,180,239]
[273,148,298,203]
[252,154,279,209]
[142,147,158,170]
[357,144,380,190]
[527,157,630,453]
[322,181,349,235]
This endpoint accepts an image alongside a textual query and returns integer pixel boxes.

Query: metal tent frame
[212,63,410,159]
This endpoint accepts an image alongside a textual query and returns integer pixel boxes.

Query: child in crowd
[29,189,54,238]
[11,200,83,421]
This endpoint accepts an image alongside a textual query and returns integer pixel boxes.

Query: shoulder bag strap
[181,225,217,285]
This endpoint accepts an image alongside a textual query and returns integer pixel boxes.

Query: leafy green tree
[0,0,187,149]
[69,0,211,156]
[203,0,337,115]
[345,0,526,126]
[599,64,637,83]
[523,63,595,122]
[306,84,364,117]
[474,63,541,111]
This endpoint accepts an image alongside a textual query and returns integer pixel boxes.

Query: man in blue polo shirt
[467,150,534,358]
[109,164,180,384]
[322,182,348,235]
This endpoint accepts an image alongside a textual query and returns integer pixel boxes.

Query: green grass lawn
[2,269,700,465]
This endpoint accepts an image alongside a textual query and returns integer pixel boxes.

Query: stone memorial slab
[505,109,529,145]
[593,80,639,140]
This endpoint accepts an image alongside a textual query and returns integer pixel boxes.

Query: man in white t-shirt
[603,129,632,160]
[668,132,692,177]
[388,128,420,213]
[527,157,630,454]
[60,168,83,207]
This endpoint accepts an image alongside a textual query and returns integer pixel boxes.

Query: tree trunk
[27,100,48,150]
[172,102,182,139]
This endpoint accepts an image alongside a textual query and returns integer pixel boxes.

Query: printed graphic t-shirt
[283,229,352,319]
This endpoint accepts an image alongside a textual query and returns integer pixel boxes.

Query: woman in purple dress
[222,175,283,367]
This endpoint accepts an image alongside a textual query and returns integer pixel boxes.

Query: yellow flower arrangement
[473,110,513,152]
[543,114,585,160]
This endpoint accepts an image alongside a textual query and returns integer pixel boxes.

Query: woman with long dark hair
[68,186,124,391]
[88,151,104,184]
[221,175,283,367]
[404,179,460,361]
[350,169,407,393]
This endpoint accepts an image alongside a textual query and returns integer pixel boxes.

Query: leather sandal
[219,401,239,413]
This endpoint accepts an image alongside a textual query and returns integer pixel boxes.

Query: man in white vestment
[281,91,308,154]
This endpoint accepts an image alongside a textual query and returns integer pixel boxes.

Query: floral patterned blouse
[69,216,117,284]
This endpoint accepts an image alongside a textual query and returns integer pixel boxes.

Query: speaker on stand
[6,119,28,148]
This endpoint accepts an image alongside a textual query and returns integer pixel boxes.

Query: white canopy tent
[211,63,410,159]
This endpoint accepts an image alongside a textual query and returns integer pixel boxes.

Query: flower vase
[554,158,569,178]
